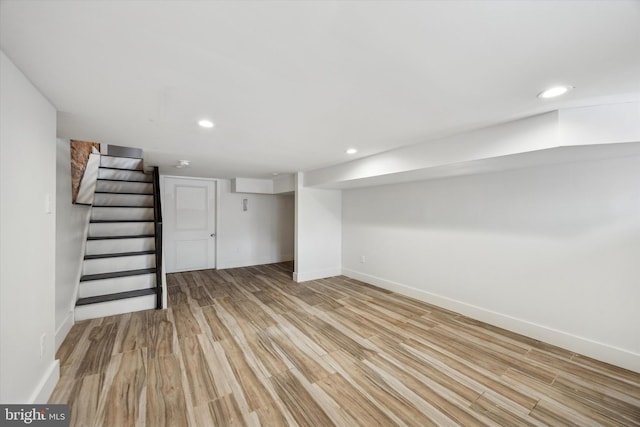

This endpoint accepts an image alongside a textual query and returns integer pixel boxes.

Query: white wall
[55,139,91,349]
[0,51,59,402]
[559,102,640,146]
[273,174,295,194]
[231,174,295,194]
[231,177,273,194]
[305,111,560,188]
[342,156,640,372]
[218,179,294,269]
[294,172,342,282]
[305,102,640,190]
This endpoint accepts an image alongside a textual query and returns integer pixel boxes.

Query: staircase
[75,154,163,320]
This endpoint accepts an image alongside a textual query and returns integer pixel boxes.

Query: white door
[163,177,216,273]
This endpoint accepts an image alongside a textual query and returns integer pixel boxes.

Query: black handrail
[152,167,163,309]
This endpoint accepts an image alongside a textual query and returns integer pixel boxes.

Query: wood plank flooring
[51,262,640,426]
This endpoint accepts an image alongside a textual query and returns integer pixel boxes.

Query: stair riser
[98,168,152,182]
[89,222,154,237]
[100,156,143,170]
[91,207,154,221]
[75,294,156,321]
[85,237,155,255]
[78,274,156,298]
[93,193,154,207]
[83,254,156,275]
[96,181,153,194]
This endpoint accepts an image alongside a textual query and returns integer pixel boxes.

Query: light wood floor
[51,262,640,426]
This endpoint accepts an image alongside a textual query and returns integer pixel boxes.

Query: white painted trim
[71,205,92,309]
[29,360,59,404]
[343,268,640,373]
[161,251,168,309]
[294,267,342,283]
[218,255,294,270]
[55,310,74,351]
[214,179,220,270]
[76,153,101,204]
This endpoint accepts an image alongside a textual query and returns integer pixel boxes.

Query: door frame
[160,175,220,271]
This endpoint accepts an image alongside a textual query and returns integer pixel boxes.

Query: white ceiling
[1,0,639,179]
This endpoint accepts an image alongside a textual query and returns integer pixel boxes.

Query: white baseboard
[294,267,342,283]
[217,255,294,270]
[29,360,60,404]
[343,268,640,373]
[55,310,74,351]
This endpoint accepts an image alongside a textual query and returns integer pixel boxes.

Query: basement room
[1,0,639,425]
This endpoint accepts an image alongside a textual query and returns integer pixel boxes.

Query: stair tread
[97,178,152,183]
[87,234,155,240]
[90,219,154,223]
[76,288,156,306]
[84,250,156,260]
[99,166,146,172]
[95,191,154,195]
[80,268,156,282]
[97,175,153,183]
[101,154,143,160]
[93,205,153,209]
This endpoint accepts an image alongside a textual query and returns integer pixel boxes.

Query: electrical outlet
[40,333,46,359]
[360,255,366,263]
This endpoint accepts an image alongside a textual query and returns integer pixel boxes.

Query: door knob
[210,233,216,237]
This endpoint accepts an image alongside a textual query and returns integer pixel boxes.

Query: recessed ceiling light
[346,148,358,154]
[537,85,573,99]
[175,160,190,168]
[198,119,214,128]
